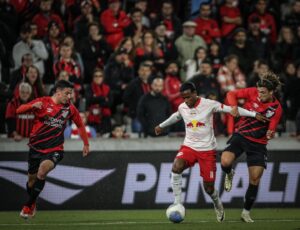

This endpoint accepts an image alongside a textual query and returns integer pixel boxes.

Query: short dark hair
[131,7,143,15]
[180,82,196,93]
[200,2,211,9]
[54,80,74,92]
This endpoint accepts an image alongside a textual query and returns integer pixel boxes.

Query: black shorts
[28,148,64,174]
[223,133,267,168]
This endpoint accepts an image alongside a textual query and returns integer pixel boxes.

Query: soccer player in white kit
[155,82,268,222]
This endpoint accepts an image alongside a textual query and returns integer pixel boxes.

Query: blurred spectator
[137,77,171,137]
[53,43,82,94]
[49,71,70,95]
[9,53,33,93]
[189,60,220,99]
[73,0,98,42]
[124,8,148,45]
[284,63,300,122]
[80,22,112,83]
[14,65,45,99]
[247,59,270,87]
[185,46,207,80]
[117,37,136,62]
[134,31,164,71]
[175,21,207,81]
[0,83,12,134]
[219,0,242,37]
[64,111,97,139]
[134,0,150,27]
[104,48,134,108]
[151,0,182,40]
[86,68,112,134]
[12,23,48,77]
[217,54,246,96]
[227,28,255,74]
[6,83,34,141]
[194,2,221,44]
[248,0,277,45]
[109,123,129,139]
[62,35,85,79]
[154,22,178,62]
[163,61,182,112]
[283,0,300,30]
[123,62,152,133]
[43,21,62,84]
[0,0,18,36]
[208,41,222,75]
[32,0,65,38]
[247,16,270,60]
[100,0,130,49]
[9,0,38,23]
[29,22,39,39]
[272,26,300,72]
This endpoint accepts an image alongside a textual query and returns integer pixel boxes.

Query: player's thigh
[248,166,264,185]
[37,160,55,178]
[28,149,42,175]
[245,141,267,169]
[221,134,245,166]
[173,146,198,173]
[198,150,217,183]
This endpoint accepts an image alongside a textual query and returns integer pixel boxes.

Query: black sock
[26,178,45,206]
[221,165,232,174]
[244,184,258,211]
[26,182,32,195]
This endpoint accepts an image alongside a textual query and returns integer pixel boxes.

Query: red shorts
[176,145,216,182]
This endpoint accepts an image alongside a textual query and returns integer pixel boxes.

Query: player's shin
[171,172,182,204]
[26,178,45,206]
[243,183,258,212]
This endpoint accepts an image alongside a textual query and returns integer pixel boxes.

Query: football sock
[26,182,32,195]
[210,189,222,207]
[244,183,258,211]
[26,178,45,206]
[221,165,232,174]
[171,172,182,204]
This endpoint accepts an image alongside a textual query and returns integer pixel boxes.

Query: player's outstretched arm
[155,111,182,135]
[72,108,90,157]
[16,101,43,114]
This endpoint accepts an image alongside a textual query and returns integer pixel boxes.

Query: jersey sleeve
[70,105,89,145]
[226,87,257,106]
[268,104,282,132]
[16,98,43,115]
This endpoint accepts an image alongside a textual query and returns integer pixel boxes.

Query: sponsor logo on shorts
[176,152,183,157]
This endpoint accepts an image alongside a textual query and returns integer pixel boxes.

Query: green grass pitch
[0,209,299,230]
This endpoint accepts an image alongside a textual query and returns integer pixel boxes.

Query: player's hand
[266,130,275,140]
[155,126,163,135]
[82,145,90,157]
[255,113,270,123]
[32,101,43,109]
[230,106,240,117]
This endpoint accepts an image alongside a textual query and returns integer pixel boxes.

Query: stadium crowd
[0,0,300,140]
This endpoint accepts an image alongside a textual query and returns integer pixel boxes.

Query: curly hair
[256,71,282,92]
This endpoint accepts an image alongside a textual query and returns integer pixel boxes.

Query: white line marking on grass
[0,219,300,226]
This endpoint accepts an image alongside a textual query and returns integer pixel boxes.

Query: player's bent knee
[249,177,261,185]
[172,160,185,174]
[221,152,234,167]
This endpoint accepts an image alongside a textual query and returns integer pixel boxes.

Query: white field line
[0,219,300,226]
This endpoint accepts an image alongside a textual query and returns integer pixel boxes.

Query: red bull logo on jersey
[186,120,205,130]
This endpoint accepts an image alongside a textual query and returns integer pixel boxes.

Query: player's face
[257,87,273,103]
[58,87,73,104]
[181,90,197,108]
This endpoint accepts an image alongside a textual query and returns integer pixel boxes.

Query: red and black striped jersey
[22,97,84,154]
[227,87,282,144]
[5,98,35,137]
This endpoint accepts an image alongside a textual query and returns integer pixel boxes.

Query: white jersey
[159,97,256,151]
[178,98,222,151]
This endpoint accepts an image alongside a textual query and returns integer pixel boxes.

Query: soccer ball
[166,203,185,223]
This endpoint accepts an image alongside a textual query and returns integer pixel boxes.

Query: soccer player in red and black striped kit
[221,72,282,222]
[17,80,90,219]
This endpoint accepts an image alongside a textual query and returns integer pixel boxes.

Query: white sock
[242,209,250,215]
[210,189,220,206]
[171,172,182,204]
